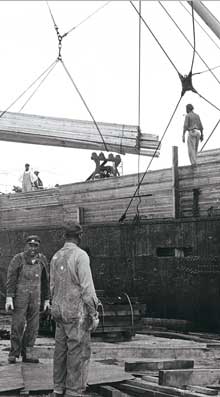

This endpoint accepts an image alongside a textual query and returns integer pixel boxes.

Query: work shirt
[6,252,50,300]
[183,111,203,133]
[19,170,37,192]
[50,242,98,323]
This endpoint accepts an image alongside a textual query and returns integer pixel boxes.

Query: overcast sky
[0,1,220,192]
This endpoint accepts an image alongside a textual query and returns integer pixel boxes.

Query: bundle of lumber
[0,111,160,156]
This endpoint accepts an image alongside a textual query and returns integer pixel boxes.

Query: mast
[188,0,220,40]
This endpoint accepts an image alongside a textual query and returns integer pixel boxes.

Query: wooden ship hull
[1,147,220,331]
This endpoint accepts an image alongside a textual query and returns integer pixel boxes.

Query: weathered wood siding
[1,218,220,329]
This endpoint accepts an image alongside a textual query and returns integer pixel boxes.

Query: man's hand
[182,135,185,143]
[88,312,99,332]
[200,134,204,142]
[43,300,50,311]
[5,297,14,312]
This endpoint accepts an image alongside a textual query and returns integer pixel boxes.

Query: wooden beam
[172,146,179,218]
[0,111,159,156]
[125,359,194,372]
[159,369,220,388]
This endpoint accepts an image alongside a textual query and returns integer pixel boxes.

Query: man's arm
[6,254,22,298]
[183,114,189,143]
[40,254,50,303]
[77,251,98,317]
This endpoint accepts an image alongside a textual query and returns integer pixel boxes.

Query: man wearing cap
[50,222,99,397]
[19,163,37,192]
[5,235,50,364]
[183,104,204,165]
[34,170,43,190]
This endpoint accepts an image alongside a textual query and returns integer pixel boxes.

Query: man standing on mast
[182,104,204,165]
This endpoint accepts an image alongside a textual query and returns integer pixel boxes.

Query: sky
[0,0,220,193]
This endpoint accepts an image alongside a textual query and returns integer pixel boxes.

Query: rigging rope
[60,59,108,152]
[0,60,58,119]
[130,1,179,75]
[136,0,142,222]
[18,60,59,112]
[189,1,196,73]
[200,118,220,152]
[119,96,183,222]
[63,1,111,37]
[159,2,220,86]
[179,1,220,54]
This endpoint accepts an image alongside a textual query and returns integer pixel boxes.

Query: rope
[193,64,220,76]
[200,118,220,152]
[197,92,220,113]
[136,0,142,222]
[159,2,220,86]
[0,60,57,118]
[179,1,220,53]
[130,1,180,75]
[18,59,58,112]
[189,1,196,73]
[60,59,109,152]
[119,96,183,222]
[63,1,111,38]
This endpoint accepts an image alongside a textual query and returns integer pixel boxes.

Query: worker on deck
[50,222,99,397]
[182,104,204,166]
[5,235,50,364]
[34,170,43,190]
[19,163,37,192]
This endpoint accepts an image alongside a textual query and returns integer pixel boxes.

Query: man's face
[25,165,30,171]
[25,242,40,257]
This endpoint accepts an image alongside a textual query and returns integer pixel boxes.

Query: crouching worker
[5,235,50,364]
[50,222,99,397]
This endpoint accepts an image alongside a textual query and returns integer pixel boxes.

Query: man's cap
[26,235,41,245]
[64,222,83,236]
[25,163,30,167]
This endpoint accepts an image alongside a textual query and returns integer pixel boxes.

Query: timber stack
[0,111,160,156]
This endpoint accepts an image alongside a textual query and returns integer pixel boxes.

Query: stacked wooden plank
[0,111,160,156]
[179,149,220,218]
[1,147,220,227]
[0,168,173,229]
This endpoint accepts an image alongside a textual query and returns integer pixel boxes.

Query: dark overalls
[7,252,49,359]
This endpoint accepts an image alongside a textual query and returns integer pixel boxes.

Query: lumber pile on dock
[0,111,160,156]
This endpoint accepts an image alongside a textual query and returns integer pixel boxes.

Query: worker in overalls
[5,235,50,364]
[183,104,204,165]
[50,222,99,397]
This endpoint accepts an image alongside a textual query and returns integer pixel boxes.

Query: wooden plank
[121,379,213,397]
[0,110,159,156]
[159,369,220,387]
[125,359,194,372]
[0,364,24,392]
[21,361,133,392]
[186,385,218,396]
[116,380,207,397]
[172,146,179,218]
[97,385,129,397]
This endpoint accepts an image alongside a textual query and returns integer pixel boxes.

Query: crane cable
[135,0,142,223]
[0,60,58,119]
[119,96,183,222]
[18,60,59,112]
[159,1,220,113]
[46,1,109,152]
[60,59,108,152]
[130,1,180,75]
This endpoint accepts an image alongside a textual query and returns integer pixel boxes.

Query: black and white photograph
[1,1,220,396]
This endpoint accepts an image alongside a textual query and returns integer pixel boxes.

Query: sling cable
[119,0,220,222]
[160,1,220,151]
[0,1,111,153]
